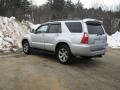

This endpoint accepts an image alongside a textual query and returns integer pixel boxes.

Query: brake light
[81,33,88,44]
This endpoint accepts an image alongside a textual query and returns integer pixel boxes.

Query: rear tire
[22,40,32,54]
[56,45,73,64]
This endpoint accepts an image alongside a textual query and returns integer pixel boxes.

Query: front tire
[22,40,32,54]
[56,45,73,64]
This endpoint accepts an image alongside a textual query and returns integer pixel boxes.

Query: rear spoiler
[83,18,103,24]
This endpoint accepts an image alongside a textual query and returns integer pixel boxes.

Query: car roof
[42,18,103,24]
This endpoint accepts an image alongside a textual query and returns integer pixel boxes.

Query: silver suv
[22,19,107,64]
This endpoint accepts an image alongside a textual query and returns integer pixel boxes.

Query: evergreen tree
[48,0,65,19]
[0,0,32,19]
[53,0,65,12]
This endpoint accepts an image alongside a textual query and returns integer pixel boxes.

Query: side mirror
[31,29,35,33]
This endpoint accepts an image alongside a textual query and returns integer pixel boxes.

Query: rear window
[65,22,82,33]
[87,24,104,35]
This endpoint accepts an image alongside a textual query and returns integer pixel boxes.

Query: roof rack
[45,18,103,24]
[48,18,81,22]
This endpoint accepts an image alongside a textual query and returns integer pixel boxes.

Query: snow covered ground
[107,31,120,48]
[0,16,120,53]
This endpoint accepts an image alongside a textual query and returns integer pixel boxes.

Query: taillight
[81,33,88,44]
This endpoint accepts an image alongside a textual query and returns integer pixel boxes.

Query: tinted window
[87,24,104,35]
[65,22,82,33]
[48,24,61,33]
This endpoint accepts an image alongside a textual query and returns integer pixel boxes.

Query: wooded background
[0,0,120,34]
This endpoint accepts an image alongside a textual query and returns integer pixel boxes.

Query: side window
[65,22,82,33]
[36,25,48,33]
[48,24,61,33]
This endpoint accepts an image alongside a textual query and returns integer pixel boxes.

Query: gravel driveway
[0,49,120,90]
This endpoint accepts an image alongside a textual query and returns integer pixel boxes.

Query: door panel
[44,23,61,51]
[31,33,44,49]
[31,25,49,49]
[44,34,59,51]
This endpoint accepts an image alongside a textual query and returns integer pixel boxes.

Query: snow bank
[107,31,120,48]
[0,16,34,52]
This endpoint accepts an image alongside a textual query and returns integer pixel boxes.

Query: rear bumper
[70,44,106,57]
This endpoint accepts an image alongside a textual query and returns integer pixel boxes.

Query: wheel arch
[55,42,70,52]
[22,39,29,46]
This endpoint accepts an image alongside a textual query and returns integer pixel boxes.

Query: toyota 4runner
[22,19,107,64]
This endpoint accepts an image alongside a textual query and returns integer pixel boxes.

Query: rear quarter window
[65,22,82,33]
[87,23,104,35]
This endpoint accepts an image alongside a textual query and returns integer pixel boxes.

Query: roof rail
[48,18,81,22]
[45,18,103,24]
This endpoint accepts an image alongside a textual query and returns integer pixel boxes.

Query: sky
[31,0,120,11]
